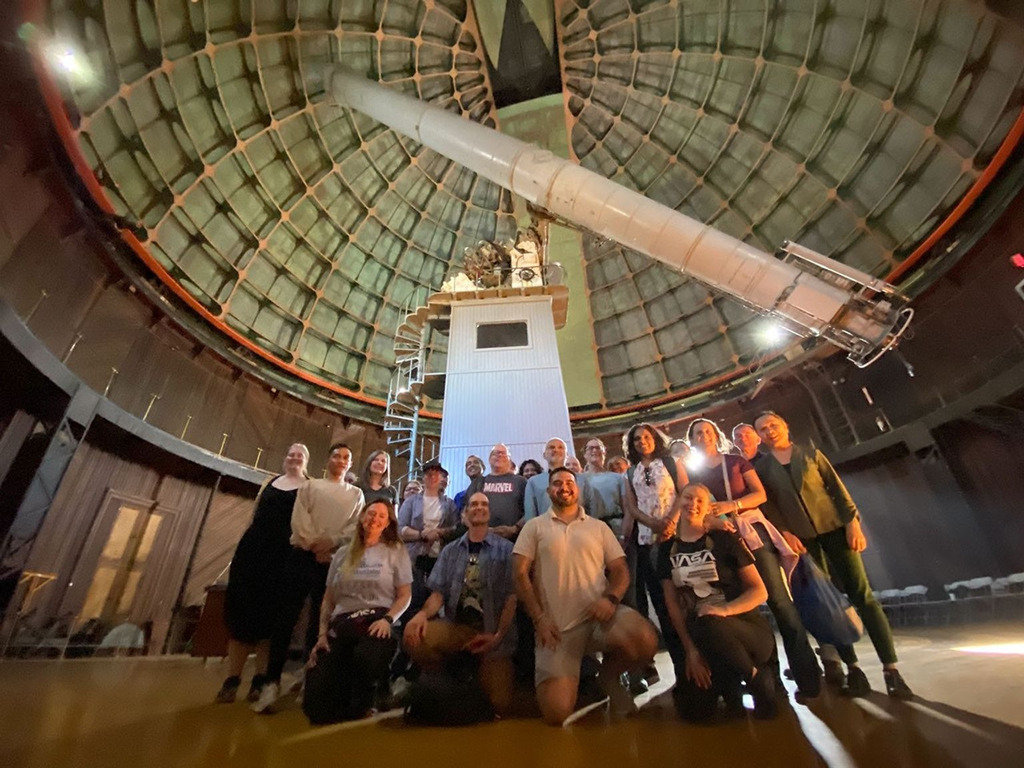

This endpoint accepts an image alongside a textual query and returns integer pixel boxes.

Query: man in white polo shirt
[513,467,657,725]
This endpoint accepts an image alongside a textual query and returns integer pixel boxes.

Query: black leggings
[303,610,397,725]
[634,541,687,672]
[673,611,775,720]
[266,547,328,683]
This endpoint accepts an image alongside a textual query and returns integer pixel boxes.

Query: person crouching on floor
[403,491,518,715]
[303,499,412,725]
[659,483,778,721]
[514,467,657,725]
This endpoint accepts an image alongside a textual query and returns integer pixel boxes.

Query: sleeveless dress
[224,480,299,643]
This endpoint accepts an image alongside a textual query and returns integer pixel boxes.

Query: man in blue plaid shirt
[403,492,518,714]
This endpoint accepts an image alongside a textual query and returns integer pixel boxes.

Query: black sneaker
[624,672,649,696]
[576,674,607,708]
[642,664,660,685]
[794,673,822,704]
[774,672,788,694]
[215,676,240,704]
[843,667,871,697]
[884,669,914,700]
[822,659,846,688]
[721,688,746,720]
[246,674,267,703]
[748,669,779,720]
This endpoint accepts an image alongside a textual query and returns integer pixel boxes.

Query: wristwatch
[382,614,395,625]
[604,593,621,606]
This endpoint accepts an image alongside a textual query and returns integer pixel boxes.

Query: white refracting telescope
[328,68,913,368]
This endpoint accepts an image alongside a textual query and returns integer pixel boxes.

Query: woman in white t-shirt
[303,499,412,724]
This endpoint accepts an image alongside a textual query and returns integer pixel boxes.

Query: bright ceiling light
[58,49,79,73]
[759,322,787,347]
[953,642,1024,655]
[43,39,94,85]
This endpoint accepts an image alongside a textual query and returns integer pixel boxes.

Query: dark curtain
[837,444,1003,593]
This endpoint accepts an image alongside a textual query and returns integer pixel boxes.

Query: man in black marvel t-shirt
[466,443,527,539]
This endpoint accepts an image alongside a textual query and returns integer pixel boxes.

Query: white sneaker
[251,682,280,714]
[287,668,305,694]
[390,676,412,706]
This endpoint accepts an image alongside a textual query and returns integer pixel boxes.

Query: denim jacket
[397,493,458,559]
[426,532,517,657]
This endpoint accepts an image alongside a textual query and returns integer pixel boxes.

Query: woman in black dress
[356,449,397,507]
[215,443,309,703]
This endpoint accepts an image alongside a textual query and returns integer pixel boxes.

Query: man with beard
[513,467,657,725]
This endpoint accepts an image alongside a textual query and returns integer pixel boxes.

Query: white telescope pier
[327,68,912,367]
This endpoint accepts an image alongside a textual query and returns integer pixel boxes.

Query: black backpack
[404,654,495,726]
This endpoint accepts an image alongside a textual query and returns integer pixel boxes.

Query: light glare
[43,39,95,86]
[58,50,78,73]
[953,642,1024,655]
[759,322,786,346]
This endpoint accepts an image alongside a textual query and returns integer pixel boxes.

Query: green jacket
[752,443,859,540]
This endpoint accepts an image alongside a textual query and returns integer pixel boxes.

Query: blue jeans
[750,530,821,692]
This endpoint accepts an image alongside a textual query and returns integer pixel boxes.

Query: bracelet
[603,593,621,606]
[734,499,743,513]
[382,614,395,625]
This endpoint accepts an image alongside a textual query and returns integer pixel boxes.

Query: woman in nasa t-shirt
[657,484,778,721]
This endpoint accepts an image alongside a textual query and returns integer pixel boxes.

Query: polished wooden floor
[1,622,1023,768]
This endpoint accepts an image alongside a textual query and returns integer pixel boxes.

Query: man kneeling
[403,491,517,715]
[513,467,657,725]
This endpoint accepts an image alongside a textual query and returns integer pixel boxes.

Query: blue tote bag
[790,555,864,647]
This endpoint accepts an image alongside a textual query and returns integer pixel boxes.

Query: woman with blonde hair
[686,417,821,701]
[659,483,777,721]
[216,444,309,704]
[302,499,412,724]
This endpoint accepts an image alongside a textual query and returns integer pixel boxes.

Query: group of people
[216,410,912,727]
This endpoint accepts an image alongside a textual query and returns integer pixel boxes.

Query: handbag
[789,555,864,647]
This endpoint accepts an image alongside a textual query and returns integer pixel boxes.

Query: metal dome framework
[27,0,1024,421]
